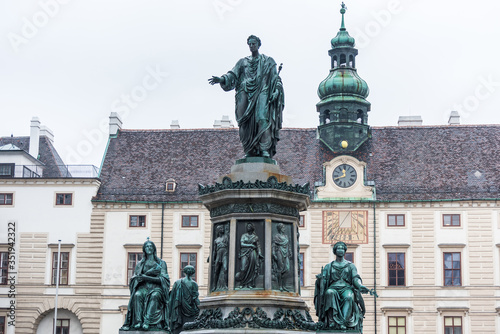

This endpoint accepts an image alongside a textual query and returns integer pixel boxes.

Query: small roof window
[166,179,177,192]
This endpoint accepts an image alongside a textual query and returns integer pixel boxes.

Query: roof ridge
[119,127,318,133]
[373,124,500,129]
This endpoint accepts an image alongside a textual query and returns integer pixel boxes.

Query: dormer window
[166,179,177,192]
[0,164,14,178]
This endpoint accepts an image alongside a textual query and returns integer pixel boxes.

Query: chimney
[213,115,234,128]
[29,117,41,158]
[398,116,423,126]
[448,111,460,125]
[109,112,123,135]
[40,125,54,142]
[170,120,180,129]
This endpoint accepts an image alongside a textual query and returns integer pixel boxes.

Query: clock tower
[317,2,371,153]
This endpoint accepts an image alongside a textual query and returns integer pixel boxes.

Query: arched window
[340,54,347,67]
[357,110,364,124]
[349,55,354,67]
[333,56,338,68]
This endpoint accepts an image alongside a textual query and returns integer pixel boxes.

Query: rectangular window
[299,215,305,228]
[55,318,70,334]
[182,215,199,228]
[127,252,143,283]
[444,316,462,334]
[0,164,14,178]
[52,252,69,285]
[129,215,146,227]
[444,252,461,286]
[180,253,197,281]
[0,316,4,334]
[0,194,13,205]
[299,252,304,286]
[388,316,406,334]
[55,193,72,205]
[388,214,405,226]
[388,253,405,286]
[443,214,460,227]
[0,252,8,285]
[344,252,354,263]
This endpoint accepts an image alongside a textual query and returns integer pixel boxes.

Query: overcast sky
[1,0,499,166]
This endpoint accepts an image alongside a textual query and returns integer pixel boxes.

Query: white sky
[1,0,500,167]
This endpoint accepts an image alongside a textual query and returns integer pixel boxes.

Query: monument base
[219,158,293,184]
[181,329,360,333]
[316,330,361,333]
[198,158,312,333]
[181,330,314,334]
[119,331,169,334]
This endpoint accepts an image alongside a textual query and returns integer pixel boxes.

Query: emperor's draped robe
[123,259,170,330]
[314,260,365,330]
[221,54,284,157]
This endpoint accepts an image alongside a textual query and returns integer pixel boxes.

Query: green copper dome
[317,68,369,101]
[317,2,369,103]
[316,2,371,153]
[330,4,355,48]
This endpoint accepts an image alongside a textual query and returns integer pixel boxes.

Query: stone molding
[316,156,373,200]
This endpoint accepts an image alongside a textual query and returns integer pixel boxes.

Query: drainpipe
[53,240,61,334]
[161,203,165,258]
[373,201,377,334]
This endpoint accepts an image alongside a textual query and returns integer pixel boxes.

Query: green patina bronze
[235,223,264,289]
[209,202,299,219]
[317,2,371,153]
[198,176,310,196]
[170,265,200,334]
[314,242,376,332]
[184,306,317,331]
[211,224,229,292]
[120,240,171,332]
[272,223,293,292]
[209,35,284,158]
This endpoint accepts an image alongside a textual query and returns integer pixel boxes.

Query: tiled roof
[95,125,500,202]
[0,136,68,177]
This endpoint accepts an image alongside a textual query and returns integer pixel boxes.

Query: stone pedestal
[119,331,169,334]
[188,159,315,333]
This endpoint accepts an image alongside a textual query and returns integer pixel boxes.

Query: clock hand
[333,169,346,180]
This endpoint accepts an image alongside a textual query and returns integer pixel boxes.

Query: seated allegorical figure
[314,241,374,331]
[120,239,171,331]
[170,265,200,334]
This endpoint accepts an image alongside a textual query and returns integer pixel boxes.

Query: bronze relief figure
[211,224,229,291]
[235,223,264,288]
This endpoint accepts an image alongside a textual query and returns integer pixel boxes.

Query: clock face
[332,164,357,188]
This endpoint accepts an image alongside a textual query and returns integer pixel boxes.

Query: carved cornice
[184,307,317,331]
[210,203,299,219]
[199,176,310,196]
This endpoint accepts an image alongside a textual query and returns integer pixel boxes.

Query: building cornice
[0,178,101,186]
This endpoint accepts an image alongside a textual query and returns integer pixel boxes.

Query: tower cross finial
[340,2,347,30]
[147,237,150,241]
